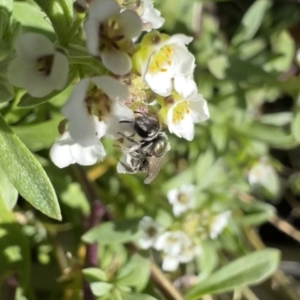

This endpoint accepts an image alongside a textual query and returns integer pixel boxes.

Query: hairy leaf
[0,114,61,220]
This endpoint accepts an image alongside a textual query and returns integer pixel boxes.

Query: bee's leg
[117,132,139,144]
[119,120,135,124]
[133,111,146,117]
[119,160,136,173]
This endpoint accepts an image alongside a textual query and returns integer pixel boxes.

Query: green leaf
[211,125,227,152]
[241,122,296,149]
[90,282,112,297]
[0,165,18,210]
[268,30,295,73]
[0,0,12,12]
[237,211,274,226]
[197,241,219,282]
[207,55,229,80]
[116,254,150,292]
[0,73,14,103]
[122,293,158,300]
[60,183,90,215]
[13,1,54,32]
[0,114,61,220]
[82,218,140,244]
[185,249,280,300]
[226,57,275,84]
[291,111,300,143]
[0,8,9,42]
[12,116,61,151]
[259,112,292,126]
[162,168,193,192]
[83,268,108,282]
[232,0,272,45]
[0,198,30,286]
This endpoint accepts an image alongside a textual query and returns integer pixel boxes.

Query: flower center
[177,192,188,204]
[146,226,157,238]
[148,45,173,73]
[166,235,178,245]
[36,55,54,76]
[172,101,190,123]
[85,85,111,120]
[98,18,128,52]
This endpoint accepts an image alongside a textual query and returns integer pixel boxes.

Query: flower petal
[141,0,164,31]
[62,79,89,115]
[167,110,195,141]
[50,131,106,168]
[173,204,188,216]
[70,141,106,166]
[50,132,76,168]
[174,75,197,98]
[101,50,132,76]
[172,46,195,75]
[167,189,179,205]
[210,211,231,239]
[84,18,100,56]
[139,237,154,249]
[91,76,129,102]
[22,70,56,98]
[145,72,172,96]
[88,0,120,19]
[162,256,179,272]
[118,10,142,39]
[7,58,32,88]
[62,79,105,145]
[167,34,193,47]
[48,51,69,91]
[104,101,134,138]
[15,33,54,62]
[189,94,210,123]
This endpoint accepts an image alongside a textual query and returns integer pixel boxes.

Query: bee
[119,111,161,141]
[118,112,170,184]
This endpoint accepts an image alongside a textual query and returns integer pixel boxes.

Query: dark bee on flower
[118,111,170,184]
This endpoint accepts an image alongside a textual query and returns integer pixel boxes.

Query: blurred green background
[1,0,300,299]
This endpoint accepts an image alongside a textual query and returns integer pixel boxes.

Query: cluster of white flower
[7,0,210,180]
[138,185,231,271]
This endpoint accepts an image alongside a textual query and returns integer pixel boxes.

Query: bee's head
[134,112,160,140]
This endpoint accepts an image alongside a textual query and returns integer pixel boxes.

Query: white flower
[167,184,196,216]
[209,211,231,239]
[50,130,106,168]
[248,158,280,197]
[161,92,209,141]
[135,33,197,97]
[61,76,132,144]
[7,33,69,98]
[154,231,195,272]
[104,101,135,139]
[139,0,164,32]
[84,0,142,75]
[138,216,161,249]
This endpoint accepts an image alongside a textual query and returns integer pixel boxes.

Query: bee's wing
[144,155,165,184]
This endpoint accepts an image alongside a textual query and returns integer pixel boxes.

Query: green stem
[63,13,85,46]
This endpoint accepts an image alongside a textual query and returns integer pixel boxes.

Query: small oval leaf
[0,114,61,220]
[0,165,18,210]
[186,249,280,300]
[82,219,140,244]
